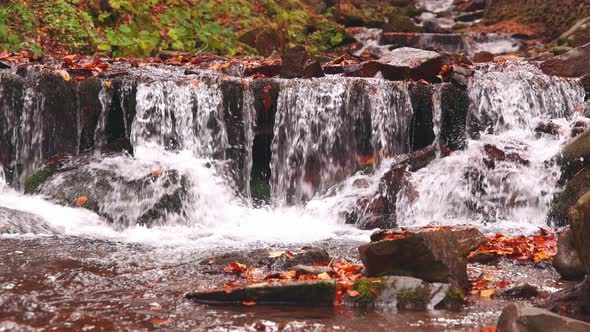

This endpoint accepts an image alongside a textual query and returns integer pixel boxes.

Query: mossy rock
[24,168,53,194]
[549,167,590,227]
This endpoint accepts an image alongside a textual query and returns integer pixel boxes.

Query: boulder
[379,33,466,54]
[186,280,336,306]
[559,128,590,180]
[293,265,335,277]
[540,42,590,78]
[344,276,452,311]
[377,47,444,82]
[27,154,189,228]
[498,303,590,332]
[559,17,590,48]
[199,247,330,271]
[549,167,590,226]
[440,83,469,151]
[279,46,324,79]
[553,226,586,280]
[0,206,56,234]
[359,226,485,289]
[497,284,540,300]
[570,191,590,277]
[474,51,495,63]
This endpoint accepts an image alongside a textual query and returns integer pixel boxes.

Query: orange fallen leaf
[480,289,495,298]
[153,165,163,177]
[75,196,88,207]
[242,301,256,306]
[346,289,359,297]
[482,275,495,281]
[150,318,169,324]
[317,272,332,280]
[103,80,112,88]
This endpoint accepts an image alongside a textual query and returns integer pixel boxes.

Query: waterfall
[93,81,112,150]
[396,62,585,233]
[15,83,44,189]
[270,78,413,205]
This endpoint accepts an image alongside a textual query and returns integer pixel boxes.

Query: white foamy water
[396,62,585,234]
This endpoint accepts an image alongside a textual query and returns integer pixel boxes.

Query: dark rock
[356,213,396,230]
[78,77,104,152]
[293,265,334,277]
[341,61,382,78]
[378,47,444,82]
[498,303,590,332]
[0,206,56,235]
[422,19,454,34]
[28,154,189,228]
[344,276,451,310]
[352,178,370,189]
[560,128,590,180]
[559,17,590,48]
[0,60,12,69]
[455,0,486,12]
[380,33,465,53]
[535,121,560,137]
[582,75,590,100]
[543,281,590,322]
[359,226,485,289]
[280,45,309,79]
[554,227,586,281]
[440,83,469,151]
[570,191,590,277]
[572,121,589,138]
[244,64,282,77]
[483,144,530,169]
[497,284,540,300]
[455,10,485,22]
[549,167,590,227]
[0,72,25,185]
[302,60,325,78]
[474,51,495,63]
[540,42,590,78]
[200,247,330,271]
[186,280,336,306]
[408,83,436,150]
[467,249,499,264]
[449,65,474,87]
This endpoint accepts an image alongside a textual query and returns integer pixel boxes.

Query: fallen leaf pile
[468,228,558,264]
[217,257,365,306]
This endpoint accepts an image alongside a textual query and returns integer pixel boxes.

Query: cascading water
[396,62,585,233]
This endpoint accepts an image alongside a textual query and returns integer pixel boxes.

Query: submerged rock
[344,276,451,311]
[359,226,485,289]
[200,247,330,271]
[186,280,336,306]
[28,154,189,228]
[498,303,590,332]
[497,284,541,300]
[553,226,586,281]
[0,206,56,234]
[540,42,590,78]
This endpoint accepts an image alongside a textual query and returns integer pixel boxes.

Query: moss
[351,278,385,306]
[24,168,51,194]
[396,285,432,310]
[443,287,465,305]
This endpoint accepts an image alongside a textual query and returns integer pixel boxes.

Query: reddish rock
[474,51,495,63]
[377,47,444,82]
[540,42,590,78]
[280,45,308,79]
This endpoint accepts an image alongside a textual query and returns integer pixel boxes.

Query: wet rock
[455,0,486,12]
[78,77,104,152]
[560,128,590,179]
[467,249,499,264]
[352,178,370,189]
[549,167,590,227]
[440,83,469,150]
[474,51,495,63]
[540,42,590,78]
[570,191,590,277]
[200,247,330,271]
[28,154,189,227]
[449,65,474,87]
[408,83,436,150]
[293,265,335,277]
[497,284,540,300]
[483,144,530,169]
[359,226,485,289]
[559,17,590,48]
[243,63,282,77]
[340,61,382,78]
[186,280,336,306]
[0,72,25,184]
[377,47,444,82]
[498,303,590,332]
[535,121,560,137]
[380,33,465,53]
[571,121,589,138]
[554,227,586,281]
[356,213,396,230]
[280,45,320,79]
[455,10,484,22]
[543,281,590,321]
[0,206,56,235]
[344,276,451,311]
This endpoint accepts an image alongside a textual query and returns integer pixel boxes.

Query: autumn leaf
[75,196,88,207]
[223,262,248,273]
[480,289,495,298]
[346,289,359,297]
[242,301,256,306]
[317,272,332,280]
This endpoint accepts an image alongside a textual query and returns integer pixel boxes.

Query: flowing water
[0,62,586,331]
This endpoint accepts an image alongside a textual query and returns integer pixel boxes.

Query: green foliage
[351,278,385,306]
[0,0,421,57]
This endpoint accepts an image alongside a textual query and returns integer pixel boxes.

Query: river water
[0,61,586,331]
